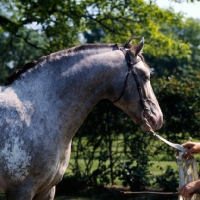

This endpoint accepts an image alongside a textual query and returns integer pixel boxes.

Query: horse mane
[3,43,120,86]
[73,43,118,52]
[3,40,143,86]
[4,61,37,86]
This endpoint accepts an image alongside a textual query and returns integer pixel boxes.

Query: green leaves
[152,75,200,137]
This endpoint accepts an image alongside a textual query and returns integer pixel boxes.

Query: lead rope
[176,152,200,200]
[142,117,200,200]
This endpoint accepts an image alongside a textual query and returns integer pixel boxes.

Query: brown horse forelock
[3,42,146,86]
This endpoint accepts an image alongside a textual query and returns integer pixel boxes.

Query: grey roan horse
[0,37,163,199]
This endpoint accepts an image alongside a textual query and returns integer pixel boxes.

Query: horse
[0,37,163,200]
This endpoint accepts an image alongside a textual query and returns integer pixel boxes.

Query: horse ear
[135,37,144,56]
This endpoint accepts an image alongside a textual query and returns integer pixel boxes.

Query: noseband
[113,47,152,124]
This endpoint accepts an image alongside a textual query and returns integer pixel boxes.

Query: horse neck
[12,48,126,139]
[51,50,126,137]
[63,51,127,137]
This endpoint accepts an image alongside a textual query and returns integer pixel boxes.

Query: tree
[0,29,44,84]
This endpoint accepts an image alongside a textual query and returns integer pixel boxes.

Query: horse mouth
[139,114,163,132]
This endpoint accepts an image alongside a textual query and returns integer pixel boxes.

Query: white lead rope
[143,118,200,200]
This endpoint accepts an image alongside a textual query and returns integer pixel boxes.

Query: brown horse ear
[134,37,144,56]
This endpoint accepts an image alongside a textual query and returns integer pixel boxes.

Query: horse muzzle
[139,112,163,132]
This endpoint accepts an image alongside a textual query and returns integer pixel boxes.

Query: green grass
[150,161,178,173]
[67,158,179,174]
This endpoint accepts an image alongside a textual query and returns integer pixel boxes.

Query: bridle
[113,47,152,124]
[113,47,185,148]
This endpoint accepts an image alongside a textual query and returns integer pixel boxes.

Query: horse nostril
[142,110,152,121]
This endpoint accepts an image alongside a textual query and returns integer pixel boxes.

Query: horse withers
[0,37,163,199]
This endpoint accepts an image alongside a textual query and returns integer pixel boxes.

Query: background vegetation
[0,0,200,197]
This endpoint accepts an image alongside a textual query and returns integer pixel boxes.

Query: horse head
[113,38,163,132]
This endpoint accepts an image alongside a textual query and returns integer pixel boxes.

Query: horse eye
[147,76,150,80]
[144,75,150,81]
